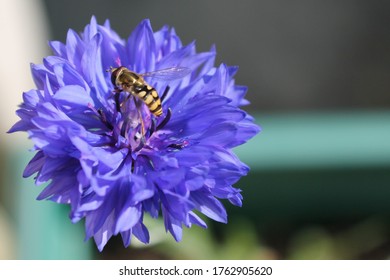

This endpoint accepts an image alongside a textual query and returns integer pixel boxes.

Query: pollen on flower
[115,57,122,67]
[8,16,260,251]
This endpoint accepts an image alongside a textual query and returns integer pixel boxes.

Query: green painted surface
[230,110,390,228]
[12,152,93,259]
[236,110,390,169]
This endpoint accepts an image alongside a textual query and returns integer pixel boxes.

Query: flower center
[90,86,173,153]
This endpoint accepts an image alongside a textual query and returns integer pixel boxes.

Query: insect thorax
[118,69,145,89]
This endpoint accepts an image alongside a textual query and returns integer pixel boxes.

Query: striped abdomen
[133,84,162,117]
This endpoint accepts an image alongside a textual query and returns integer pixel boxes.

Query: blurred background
[1,0,389,259]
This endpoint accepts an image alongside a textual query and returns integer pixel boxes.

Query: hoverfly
[109,66,190,137]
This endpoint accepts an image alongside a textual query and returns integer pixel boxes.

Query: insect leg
[156,108,172,131]
[135,98,146,142]
[160,85,170,103]
[114,88,122,112]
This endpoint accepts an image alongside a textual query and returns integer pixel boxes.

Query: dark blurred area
[1,0,389,260]
[43,0,390,112]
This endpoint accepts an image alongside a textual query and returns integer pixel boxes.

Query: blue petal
[196,44,217,78]
[120,230,132,247]
[165,95,231,130]
[228,117,261,147]
[143,195,160,219]
[132,222,150,243]
[30,63,51,90]
[49,40,67,58]
[191,190,227,223]
[115,204,142,233]
[188,212,207,228]
[162,205,183,241]
[82,33,111,104]
[127,19,156,72]
[184,175,204,191]
[199,122,238,147]
[170,145,214,167]
[90,210,115,252]
[98,23,127,71]
[53,63,89,89]
[65,29,85,69]
[128,175,154,204]
[36,167,78,200]
[210,185,243,207]
[154,26,182,58]
[23,89,41,107]
[53,85,94,107]
[83,16,99,41]
[23,151,45,178]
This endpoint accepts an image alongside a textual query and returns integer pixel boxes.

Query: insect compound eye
[110,69,119,86]
[110,67,123,86]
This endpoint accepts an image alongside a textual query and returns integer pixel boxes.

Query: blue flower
[9,17,260,251]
